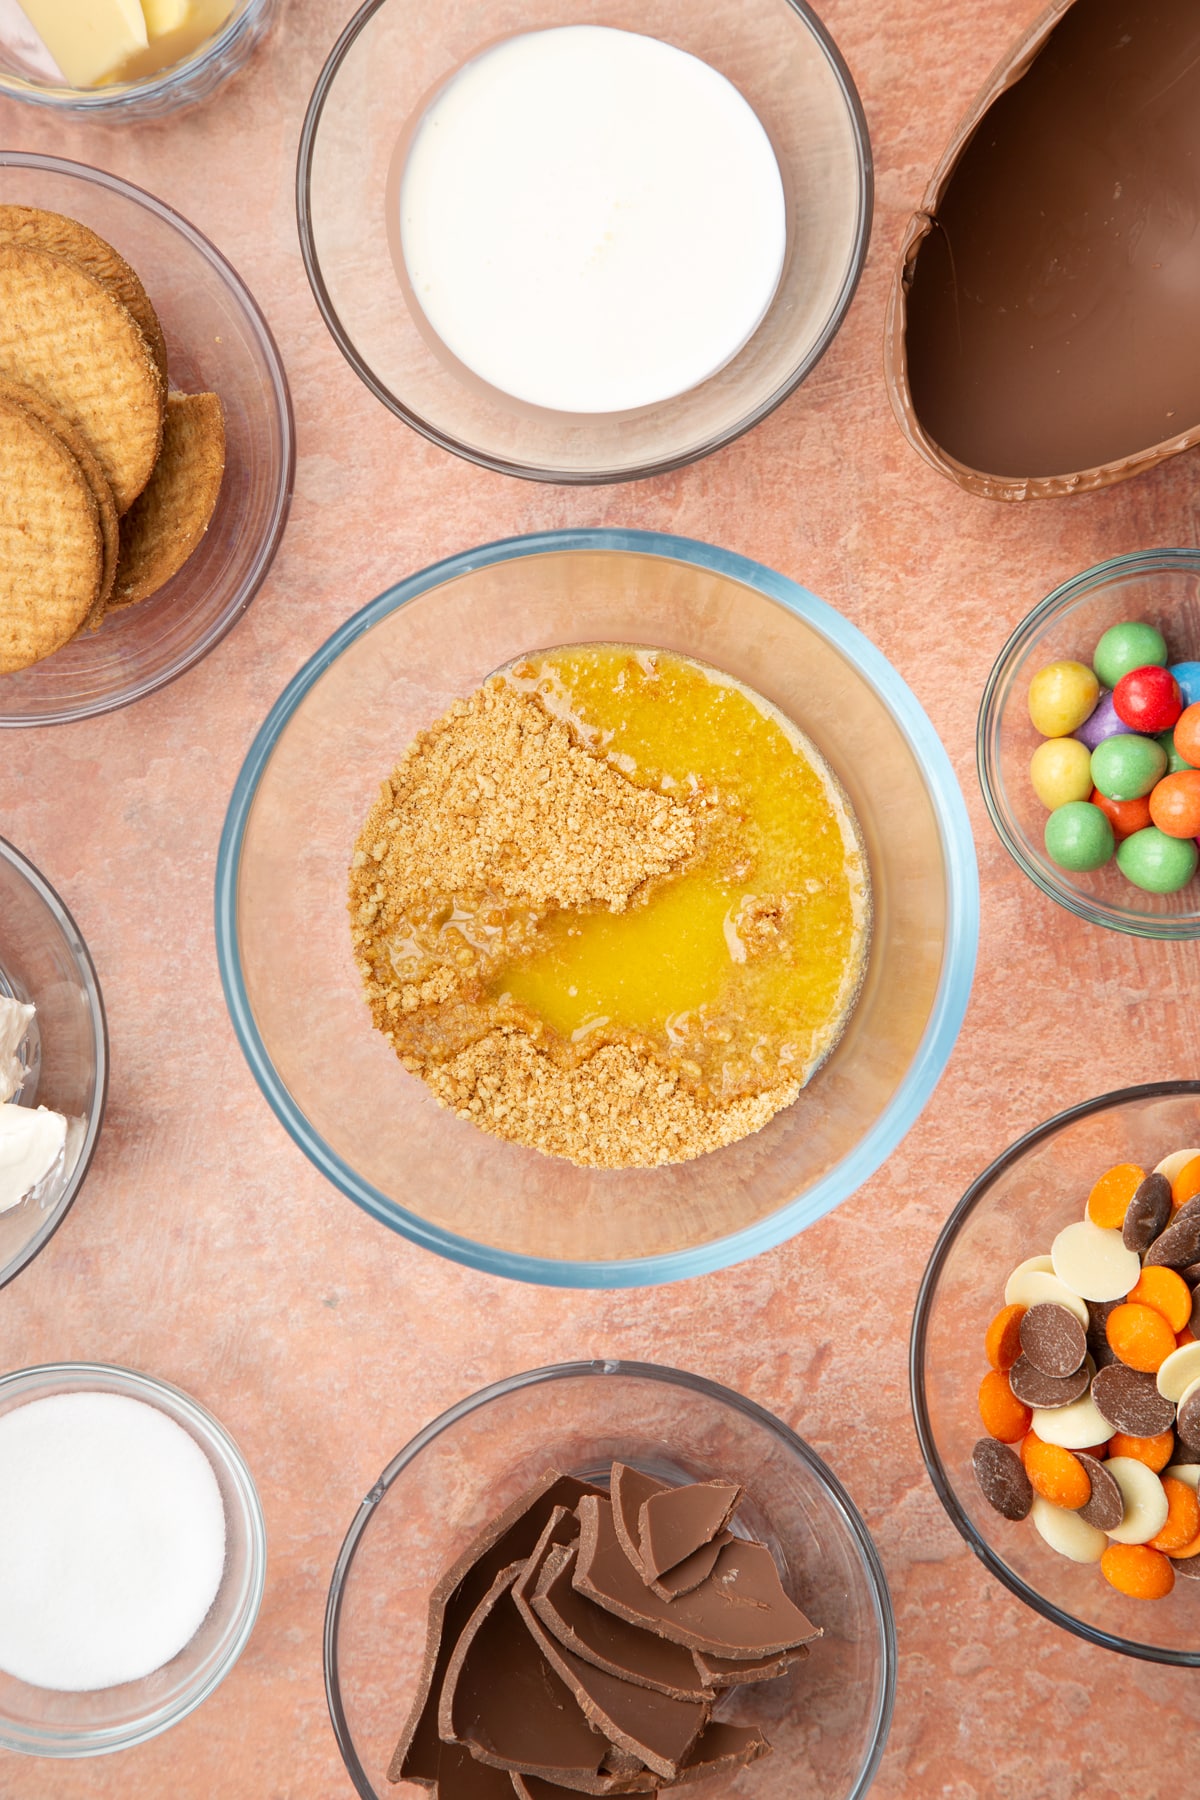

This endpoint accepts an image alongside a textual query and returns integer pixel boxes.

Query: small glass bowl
[215,528,979,1287]
[0,0,277,121]
[326,1360,895,1800]
[297,0,871,482]
[0,153,294,728]
[0,1362,266,1755]
[977,548,1200,938]
[911,1081,1200,1665]
[0,836,106,1293]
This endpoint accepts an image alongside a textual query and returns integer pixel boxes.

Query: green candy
[1117,828,1199,894]
[1045,801,1114,872]
[1157,728,1190,775]
[1093,620,1169,689]
[1090,733,1167,800]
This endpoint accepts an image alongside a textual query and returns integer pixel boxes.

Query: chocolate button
[1008,1354,1090,1410]
[1123,1173,1172,1255]
[1092,1364,1177,1438]
[1145,1198,1200,1270]
[1076,1455,1124,1532]
[1177,1384,1200,1451]
[1086,1298,1120,1371]
[1019,1302,1087,1377]
[972,1438,1033,1522]
[1173,1555,1200,1580]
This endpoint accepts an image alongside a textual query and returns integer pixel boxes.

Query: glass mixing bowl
[0,836,106,1293]
[977,548,1200,938]
[216,529,978,1285]
[0,1362,266,1756]
[0,153,294,728]
[325,1360,895,1800]
[297,0,871,482]
[911,1080,1200,1664]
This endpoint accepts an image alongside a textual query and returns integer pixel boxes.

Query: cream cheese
[0,996,34,1106]
[0,1103,67,1214]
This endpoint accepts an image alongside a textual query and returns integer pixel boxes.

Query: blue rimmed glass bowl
[215,529,978,1286]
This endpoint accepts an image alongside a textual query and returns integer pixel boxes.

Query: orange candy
[1100,1543,1176,1599]
[1172,1153,1200,1210]
[985,1303,1027,1372]
[1148,770,1200,839]
[1107,1430,1175,1472]
[1171,701,1200,768]
[1126,1266,1193,1334]
[1166,1526,1200,1561]
[1021,1435,1092,1509]
[1148,1478,1200,1553]
[1178,1327,1197,1347]
[1089,788,1152,843]
[1086,1161,1146,1228]
[1106,1302,1179,1373]
[978,1369,1032,1443]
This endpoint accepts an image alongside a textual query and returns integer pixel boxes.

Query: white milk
[399,26,787,413]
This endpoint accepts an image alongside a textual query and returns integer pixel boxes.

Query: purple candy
[1073,688,1133,750]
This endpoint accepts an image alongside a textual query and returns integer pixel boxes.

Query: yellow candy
[1028,661,1100,737]
[1030,736,1094,809]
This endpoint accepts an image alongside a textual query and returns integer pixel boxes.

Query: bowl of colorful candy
[912,1081,1200,1663]
[978,549,1200,938]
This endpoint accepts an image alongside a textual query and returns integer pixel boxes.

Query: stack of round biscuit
[0,206,226,675]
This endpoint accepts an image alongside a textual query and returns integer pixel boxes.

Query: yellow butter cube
[141,0,189,34]
[16,0,148,86]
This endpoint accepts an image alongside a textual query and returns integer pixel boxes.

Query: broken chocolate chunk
[692,1644,808,1688]
[532,1544,709,1699]
[610,1464,667,1580]
[637,1481,741,1582]
[646,1533,731,1601]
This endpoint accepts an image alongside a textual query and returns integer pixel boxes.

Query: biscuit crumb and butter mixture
[350,646,871,1168]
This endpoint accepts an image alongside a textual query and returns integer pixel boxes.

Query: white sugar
[0,1391,226,1691]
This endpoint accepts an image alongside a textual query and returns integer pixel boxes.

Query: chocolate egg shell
[885,0,1200,501]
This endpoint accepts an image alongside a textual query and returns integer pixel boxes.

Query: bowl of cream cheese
[0,835,106,1292]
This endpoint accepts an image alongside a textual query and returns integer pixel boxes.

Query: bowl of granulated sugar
[0,1362,265,1757]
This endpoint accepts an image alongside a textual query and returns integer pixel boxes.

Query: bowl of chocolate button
[325,1360,896,1800]
[978,549,1200,939]
[912,1081,1200,1663]
[885,0,1200,500]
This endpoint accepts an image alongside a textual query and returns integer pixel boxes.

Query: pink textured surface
[1,1,1198,1795]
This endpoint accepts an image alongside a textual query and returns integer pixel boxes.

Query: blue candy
[1170,662,1200,708]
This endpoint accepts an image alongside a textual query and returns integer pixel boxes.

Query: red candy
[1113,666,1183,734]
[1174,703,1200,769]
[1149,770,1200,839]
[1091,789,1152,842]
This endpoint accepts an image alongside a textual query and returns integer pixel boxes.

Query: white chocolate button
[1004,1269,1089,1327]
[1031,1393,1114,1449]
[1105,1456,1170,1544]
[1165,1464,1200,1491]
[1003,1255,1054,1304]
[1030,1495,1106,1562]
[1051,1220,1141,1302]
[1156,1342,1200,1403]
[1154,1148,1200,1184]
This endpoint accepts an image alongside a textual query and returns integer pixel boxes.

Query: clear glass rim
[213,526,980,1288]
[0,0,264,109]
[909,1078,1200,1666]
[0,151,296,729]
[976,547,1200,940]
[0,834,108,1295]
[323,1357,897,1800]
[0,1360,268,1756]
[294,0,873,484]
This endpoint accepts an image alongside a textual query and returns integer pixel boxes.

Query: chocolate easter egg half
[886,0,1200,501]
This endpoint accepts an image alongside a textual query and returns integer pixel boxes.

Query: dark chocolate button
[1076,1455,1123,1531]
[1123,1174,1172,1255]
[1172,1553,1200,1580]
[1007,1353,1090,1410]
[972,1438,1033,1522]
[1177,1386,1200,1451]
[1092,1364,1177,1437]
[1144,1211,1200,1270]
[1019,1303,1087,1377]
[1191,1284,1200,1339]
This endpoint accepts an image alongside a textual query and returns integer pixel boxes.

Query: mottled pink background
[3,2,1199,1797]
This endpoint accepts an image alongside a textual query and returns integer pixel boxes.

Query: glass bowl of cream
[0,0,277,120]
[298,0,871,481]
[0,836,106,1293]
[0,1362,266,1755]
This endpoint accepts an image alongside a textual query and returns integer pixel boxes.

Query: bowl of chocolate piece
[216,529,978,1286]
[0,153,293,726]
[325,1361,895,1800]
[886,0,1200,500]
[0,836,106,1292]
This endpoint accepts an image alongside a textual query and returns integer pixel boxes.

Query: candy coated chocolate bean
[1113,665,1183,734]
[1173,702,1200,768]
[1091,734,1168,801]
[1156,729,1192,775]
[1149,770,1200,838]
[1116,827,1199,894]
[1093,622,1169,689]
[1028,661,1101,737]
[1044,801,1114,873]
[1170,662,1200,708]
[1090,788,1151,842]
[1029,737,1094,809]
[1073,690,1130,751]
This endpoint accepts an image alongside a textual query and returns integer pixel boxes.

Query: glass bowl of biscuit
[216,529,978,1286]
[0,153,293,727]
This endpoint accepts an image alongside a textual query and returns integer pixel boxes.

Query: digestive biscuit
[0,398,103,673]
[111,391,226,610]
[0,376,119,624]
